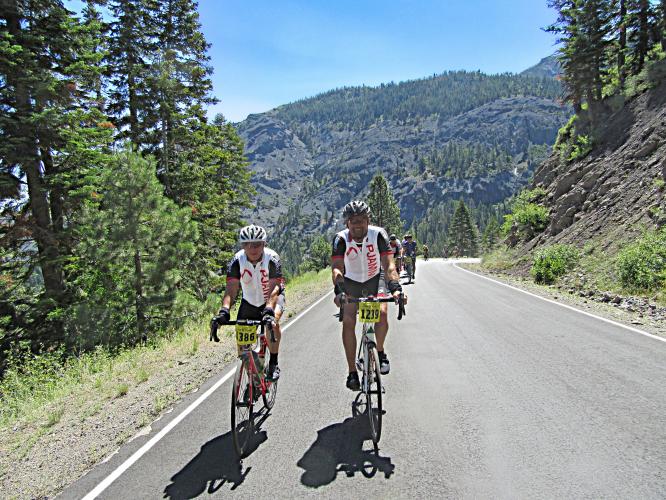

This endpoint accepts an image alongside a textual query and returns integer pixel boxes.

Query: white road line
[82,290,333,499]
[454,264,666,344]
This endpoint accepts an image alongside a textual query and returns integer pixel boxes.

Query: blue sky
[198,1,560,123]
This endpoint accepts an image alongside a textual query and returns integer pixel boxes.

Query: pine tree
[367,173,403,235]
[69,152,197,347]
[547,0,614,115]
[106,0,159,148]
[149,0,218,197]
[627,0,653,73]
[481,217,501,253]
[0,0,111,350]
[300,235,330,273]
[447,199,480,257]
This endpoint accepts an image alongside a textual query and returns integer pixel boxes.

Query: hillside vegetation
[484,1,666,318]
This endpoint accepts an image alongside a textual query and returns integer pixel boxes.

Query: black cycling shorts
[344,274,386,298]
[237,299,264,321]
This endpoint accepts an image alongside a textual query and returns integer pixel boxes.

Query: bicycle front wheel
[366,345,383,443]
[231,359,254,457]
[262,365,278,410]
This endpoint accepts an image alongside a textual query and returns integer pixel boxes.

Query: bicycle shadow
[163,410,270,498]
[297,415,395,488]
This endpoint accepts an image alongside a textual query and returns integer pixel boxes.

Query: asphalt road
[62,260,666,499]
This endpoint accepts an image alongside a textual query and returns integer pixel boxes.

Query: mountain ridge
[236,60,569,236]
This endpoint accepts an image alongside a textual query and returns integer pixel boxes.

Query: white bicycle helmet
[239,224,267,243]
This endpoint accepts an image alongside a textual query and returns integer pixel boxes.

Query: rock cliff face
[237,94,569,231]
[530,79,666,250]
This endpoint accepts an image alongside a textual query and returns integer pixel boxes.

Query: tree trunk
[661,0,666,52]
[7,2,65,305]
[619,0,627,87]
[128,71,140,149]
[40,147,64,234]
[134,248,146,342]
[637,0,649,72]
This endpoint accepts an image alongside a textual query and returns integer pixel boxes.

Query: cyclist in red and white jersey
[331,201,404,391]
[213,225,285,381]
[389,234,402,272]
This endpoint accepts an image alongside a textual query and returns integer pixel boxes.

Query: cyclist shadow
[163,410,270,499]
[297,415,395,488]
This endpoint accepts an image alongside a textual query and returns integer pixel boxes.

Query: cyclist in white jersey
[212,225,285,381]
[331,201,404,391]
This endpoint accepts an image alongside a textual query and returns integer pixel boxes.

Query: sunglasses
[243,242,264,249]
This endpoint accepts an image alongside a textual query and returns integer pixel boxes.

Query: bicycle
[339,294,405,444]
[210,317,277,458]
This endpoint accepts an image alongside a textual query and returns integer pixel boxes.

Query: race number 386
[358,302,381,323]
[235,325,257,345]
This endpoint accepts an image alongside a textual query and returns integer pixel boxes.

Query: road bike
[339,294,405,444]
[210,317,277,457]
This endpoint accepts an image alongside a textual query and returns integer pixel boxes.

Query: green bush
[554,114,593,163]
[616,229,666,290]
[531,244,580,284]
[501,188,549,240]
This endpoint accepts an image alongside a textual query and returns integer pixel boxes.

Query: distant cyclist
[331,201,404,391]
[212,225,285,381]
[389,234,402,272]
[401,234,417,279]
[422,244,429,261]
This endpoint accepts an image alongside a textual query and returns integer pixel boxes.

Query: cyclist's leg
[375,302,389,351]
[375,275,389,350]
[342,277,366,373]
[341,301,358,372]
[269,293,285,353]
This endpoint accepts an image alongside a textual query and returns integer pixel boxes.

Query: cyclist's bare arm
[380,253,400,283]
[222,281,240,310]
[266,279,281,311]
[332,258,345,306]
[332,258,345,287]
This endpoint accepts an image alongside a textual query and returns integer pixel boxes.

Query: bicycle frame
[231,320,275,399]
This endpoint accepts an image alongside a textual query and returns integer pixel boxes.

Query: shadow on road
[297,415,395,488]
[163,410,270,498]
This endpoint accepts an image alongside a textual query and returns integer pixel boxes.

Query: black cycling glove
[261,306,275,324]
[215,307,230,324]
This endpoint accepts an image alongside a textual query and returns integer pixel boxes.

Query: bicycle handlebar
[209,317,276,343]
[338,294,406,322]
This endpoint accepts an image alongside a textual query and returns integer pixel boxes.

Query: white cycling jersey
[226,247,283,307]
[332,225,391,283]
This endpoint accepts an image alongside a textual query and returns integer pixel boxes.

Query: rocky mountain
[236,65,570,238]
[527,74,666,251]
[520,55,561,79]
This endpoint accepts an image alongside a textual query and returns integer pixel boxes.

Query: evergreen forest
[0,0,253,372]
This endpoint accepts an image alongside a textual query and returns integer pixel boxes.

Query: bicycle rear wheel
[366,345,383,443]
[231,359,254,457]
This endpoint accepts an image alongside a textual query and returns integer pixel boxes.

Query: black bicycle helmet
[342,200,371,221]
[239,224,267,243]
